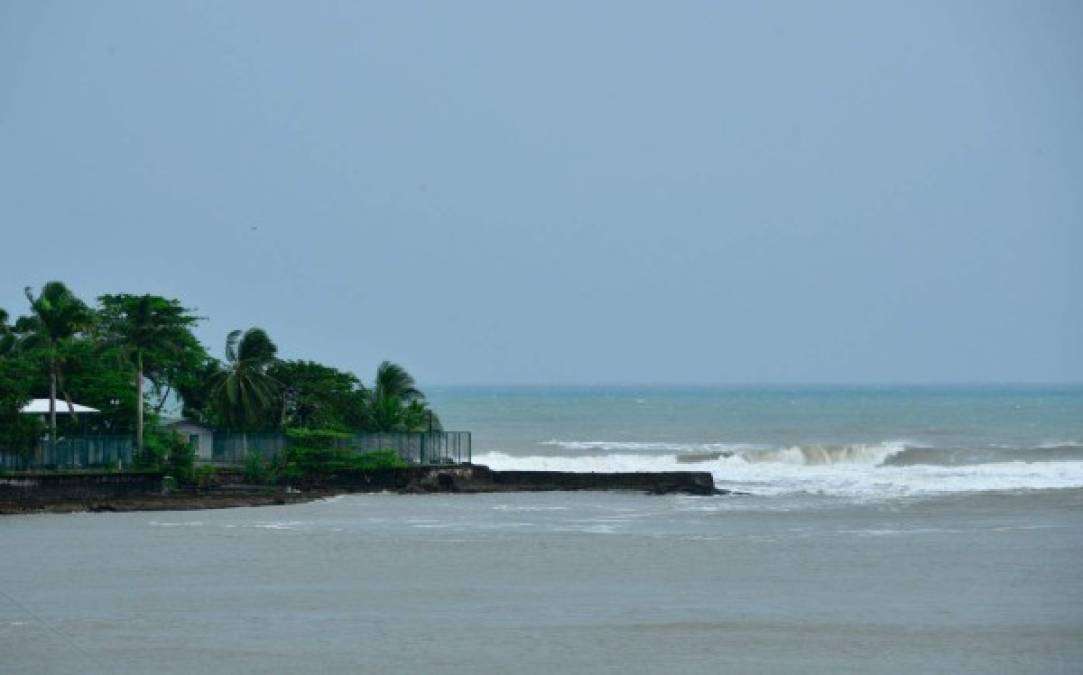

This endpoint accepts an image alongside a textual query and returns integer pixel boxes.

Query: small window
[188,434,200,451]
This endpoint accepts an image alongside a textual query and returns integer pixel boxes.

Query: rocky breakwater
[316,464,720,495]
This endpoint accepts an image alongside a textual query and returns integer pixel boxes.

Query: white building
[160,418,215,460]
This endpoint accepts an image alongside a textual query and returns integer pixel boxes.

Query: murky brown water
[2,489,1081,674]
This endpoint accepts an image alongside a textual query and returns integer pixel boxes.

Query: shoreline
[0,465,720,515]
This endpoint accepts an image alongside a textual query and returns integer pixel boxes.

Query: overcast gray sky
[1,1,1080,384]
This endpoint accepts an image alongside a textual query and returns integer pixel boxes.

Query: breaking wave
[475,440,1083,498]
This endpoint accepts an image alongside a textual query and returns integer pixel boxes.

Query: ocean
[2,385,1082,673]
[430,384,1083,498]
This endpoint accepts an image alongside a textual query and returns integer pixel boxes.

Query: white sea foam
[474,448,1083,498]
[148,520,205,527]
[1037,440,1083,449]
[539,440,769,453]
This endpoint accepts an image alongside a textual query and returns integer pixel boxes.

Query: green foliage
[0,344,40,454]
[133,433,167,470]
[17,282,96,441]
[209,328,279,431]
[365,361,441,432]
[243,452,273,483]
[165,434,195,485]
[50,338,138,434]
[285,445,407,476]
[285,427,352,447]
[173,356,222,425]
[134,428,194,483]
[97,295,202,372]
[17,282,95,350]
[351,449,407,470]
[97,293,205,447]
[0,308,14,357]
[283,429,408,477]
[284,445,357,475]
[193,464,217,488]
[270,360,368,431]
[0,282,448,465]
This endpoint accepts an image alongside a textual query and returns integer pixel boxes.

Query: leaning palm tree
[374,361,423,403]
[98,294,201,452]
[17,283,94,444]
[209,329,279,450]
[368,361,439,432]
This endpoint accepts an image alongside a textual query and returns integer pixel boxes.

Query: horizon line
[422,381,1083,388]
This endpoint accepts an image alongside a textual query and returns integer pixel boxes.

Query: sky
[1,0,1080,385]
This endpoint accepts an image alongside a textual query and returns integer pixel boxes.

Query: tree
[49,338,135,435]
[0,308,14,357]
[16,282,94,444]
[97,294,202,451]
[367,361,441,432]
[209,328,279,432]
[0,309,39,454]
[269,360,368,431]
[173,355,222,426]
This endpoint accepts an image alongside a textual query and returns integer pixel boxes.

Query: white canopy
[20,398,100,414]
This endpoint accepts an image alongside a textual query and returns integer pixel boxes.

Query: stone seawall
[317,465,717,496]
[0,472,164,502]
[477,467,717,495]
[0,465,719,514]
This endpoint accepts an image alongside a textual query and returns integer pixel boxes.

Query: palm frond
[224,330,242,364]
[374,360,423,402]
[237,328,277,365]
[209,327,280,430]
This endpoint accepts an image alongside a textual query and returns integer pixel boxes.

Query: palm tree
[16,282,94,444]
[209,328,279,441]
[98,294,201,452]
[368,361,440,432]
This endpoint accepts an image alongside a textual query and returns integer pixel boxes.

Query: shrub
[285,444,356,475]
[279,428,408,479]
[243,452,272,484]
[352,449,407,470]
[166,434,195,485]
[133,433,167,471]
[193,464,217,488]
[284,445,406,477]
[140,428,195,483]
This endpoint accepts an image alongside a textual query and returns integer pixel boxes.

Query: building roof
[20,398,100,414]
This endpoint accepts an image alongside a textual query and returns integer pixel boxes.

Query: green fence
[211,433,289,464]
[330,431,472,465]
[0,436,135,471]
[209,431,472,465]
[0,430,472,472]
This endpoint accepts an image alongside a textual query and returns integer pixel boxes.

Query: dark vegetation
[0,282,442,483]
[239,429,409,485]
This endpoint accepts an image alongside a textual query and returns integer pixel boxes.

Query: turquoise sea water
[429,385,1083,498]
